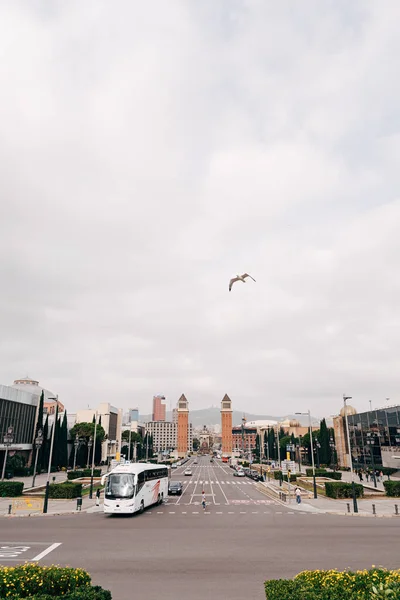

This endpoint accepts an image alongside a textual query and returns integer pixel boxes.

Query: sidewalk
[260,479,400,518]
[0,495,103,517]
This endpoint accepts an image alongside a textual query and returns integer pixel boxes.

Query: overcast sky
[1,1,399,418]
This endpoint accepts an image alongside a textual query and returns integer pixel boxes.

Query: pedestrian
[96,488,101,507]
[295,486,302,504]
[201,490,206,510]
[379,470,383,482]
[358,469,363,482]
[365,471,369,482]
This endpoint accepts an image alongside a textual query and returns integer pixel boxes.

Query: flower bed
[0,564,111,599]
[265,568,400,599]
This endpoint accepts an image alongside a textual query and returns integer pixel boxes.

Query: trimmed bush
[21,588,111,600]
[67,469,101,480]
[48,482,83,499]
[265,568,400,600]
[306,468,329,477]
[0,481,24,497]
[325,471,342,480]
[273,471,296,482]
[325,481,364,499]
[380,467,399,476]
[383,481,400,497]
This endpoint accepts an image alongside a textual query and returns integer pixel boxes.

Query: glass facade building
[0,384,38,468]
[347,405,400,468]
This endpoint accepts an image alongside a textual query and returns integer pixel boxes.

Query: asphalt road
[1,456,400,600]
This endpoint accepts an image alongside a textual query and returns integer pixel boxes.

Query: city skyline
[1,2,399,416]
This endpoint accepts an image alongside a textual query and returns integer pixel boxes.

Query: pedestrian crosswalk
[182,480,256,486]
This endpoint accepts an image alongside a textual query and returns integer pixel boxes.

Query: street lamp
[329,435,336,469]
[343,394,358,513]
[366,433,377,488]
[31,429,43,487]
[89,411,109,499]
[296,411,317,499]
[87,436,93,469]
[1,426,14,481]
[73,435,82,471]
[43,398,58,513]
[315,439,321,468]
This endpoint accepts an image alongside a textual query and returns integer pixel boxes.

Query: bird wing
[242,273,256,282]
[229,277,239,291]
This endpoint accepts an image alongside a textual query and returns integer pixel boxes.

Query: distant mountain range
[137,406,319,428]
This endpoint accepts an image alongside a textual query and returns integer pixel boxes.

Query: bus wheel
[139,501,144,514]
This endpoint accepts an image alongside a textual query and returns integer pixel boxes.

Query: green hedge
[304,469,342,480]
[265,568,400,600]
[0,565,111,599]
[383,481,400,497]
[67,469,102,480]
[273,471,297,482]
[0,481,24,497]
[48,482,83,499]
[380,467,399,476]
[325,481,364,499]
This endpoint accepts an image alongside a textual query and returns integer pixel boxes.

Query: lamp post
[1,426,14,481]
[276,426,281,468]
[315,439,321,468]
[343,394,358,513]
[87,436,93,469]
[366,433,377,488]
[73,435,81,471]
[43,402,58,514]
[296,411,317,498]
[31,429,43,487]
[329,435,336,469]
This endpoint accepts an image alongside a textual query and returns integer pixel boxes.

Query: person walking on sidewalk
[96,488,101,507]
[295,486,302,504]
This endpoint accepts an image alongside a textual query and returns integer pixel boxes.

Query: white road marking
[169,512,175,514]
[192,511,199,514]
[32,543,62,562]
[216,511,223,514]
[228,511,234,514]
[240,511,246,514]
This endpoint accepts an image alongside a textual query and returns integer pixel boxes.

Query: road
[1,456,400,600]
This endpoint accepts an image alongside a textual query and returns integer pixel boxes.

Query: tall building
[76,403,123,464]
[221,394,233,455]
[152,395,166,422]
[145,420,193,454]
[0,384,39,468]
[177,394,189,456]
[333,403,400,469]
[129,408,139,422]
[232,425,257,453]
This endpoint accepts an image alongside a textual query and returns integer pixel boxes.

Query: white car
[234,469,245,477]
[184,469,192,476]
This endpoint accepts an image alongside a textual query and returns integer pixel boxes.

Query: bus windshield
[105,473,135,499]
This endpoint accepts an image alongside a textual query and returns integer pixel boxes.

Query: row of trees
[120,430,154,461]
[253,418,336,466]
[33,392,107,472]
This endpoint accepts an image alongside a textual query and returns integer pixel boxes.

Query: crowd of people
[357,468,384,483]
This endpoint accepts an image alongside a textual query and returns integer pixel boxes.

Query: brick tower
[221,394,233,455]
[177,394,189,457]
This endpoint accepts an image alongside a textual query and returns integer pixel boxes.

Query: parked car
[234,469,245,477]
[168,481,183,495]
[184,469,192,476]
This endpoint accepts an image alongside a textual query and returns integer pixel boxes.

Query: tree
[69,422,106,467]
[319,418,330,466]
[59,411,69,468]
[42,415,49,472]
[193,438,200,451]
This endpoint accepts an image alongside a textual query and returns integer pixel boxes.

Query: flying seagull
[229,273,256,292]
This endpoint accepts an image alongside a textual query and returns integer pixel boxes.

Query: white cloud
[0,0,399,418]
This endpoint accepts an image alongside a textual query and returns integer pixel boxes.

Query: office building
[152,395,166,422]
[76,403,123,464]
[145,419,193,453]
[0,383,39,468]
[333,403,400,469]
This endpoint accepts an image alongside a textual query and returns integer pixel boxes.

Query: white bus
[102,463,169,515]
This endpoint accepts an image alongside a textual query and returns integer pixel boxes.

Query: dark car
[168,481,183,496]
